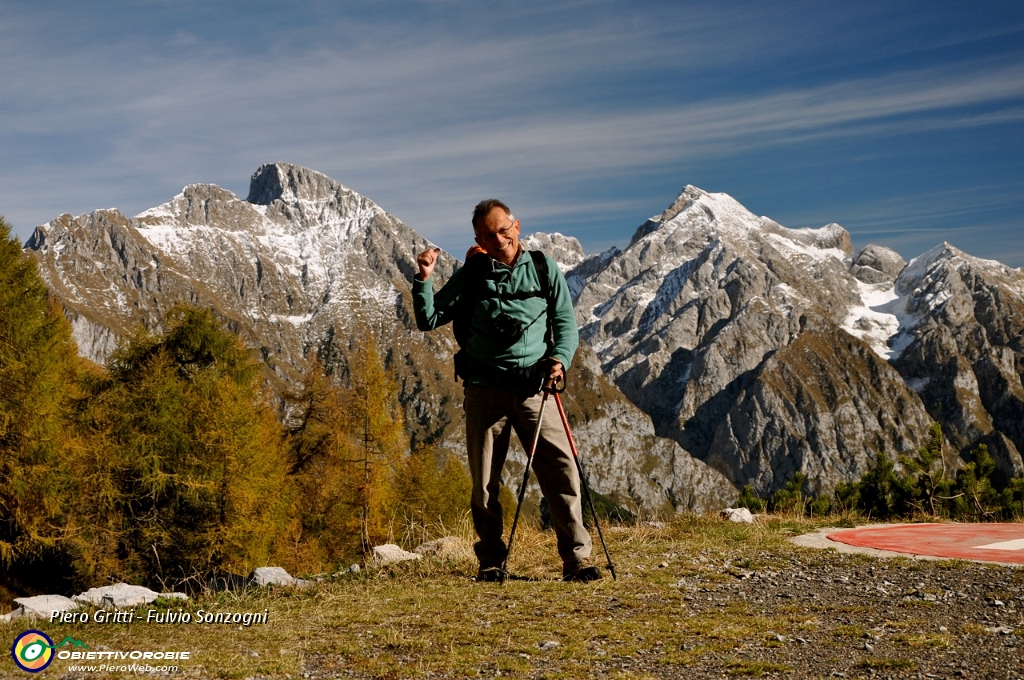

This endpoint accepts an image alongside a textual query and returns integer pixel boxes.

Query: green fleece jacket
[413,250,579,384]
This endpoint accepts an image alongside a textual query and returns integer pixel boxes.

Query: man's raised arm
[412,247,463,331]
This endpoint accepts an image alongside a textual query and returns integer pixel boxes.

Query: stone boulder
[850,245,906,284]
[9,595,78,621]
[371,544,422,566]
[251,566,312,588]
[74,584,161,608]
[720,507,755,523]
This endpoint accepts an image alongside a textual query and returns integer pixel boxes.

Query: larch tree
[281,336,410,570]
[345,336,407,554]
[81,306,291,584]
[279,360,364,571]
[0,216,82,583]
[394,444,472,546]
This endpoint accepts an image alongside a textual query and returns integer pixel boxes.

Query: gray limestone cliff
[889,244,1024,482]
[571,187,943,494]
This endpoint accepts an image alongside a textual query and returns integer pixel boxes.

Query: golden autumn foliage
[278,361,363,571]
[0,227,473,591]
[394,445,473,543]
[278,336,474,574]
[76,307,292,585]
[0,216,92,594]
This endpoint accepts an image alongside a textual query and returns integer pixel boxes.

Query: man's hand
[546,359,564,386]
[416,247,441,281]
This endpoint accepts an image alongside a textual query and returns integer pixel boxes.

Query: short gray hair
[472,199,513,228]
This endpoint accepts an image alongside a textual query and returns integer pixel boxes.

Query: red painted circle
[828,523,1024,564]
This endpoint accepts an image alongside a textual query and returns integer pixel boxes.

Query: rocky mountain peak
[629,185,853,263]
[893,242,1023,331]
[886,241,1024,481]
[572,185,939,494]
[245,162,343,206]
[520,232,586,272]
[899,242,1019,291]
[851,244,906,284]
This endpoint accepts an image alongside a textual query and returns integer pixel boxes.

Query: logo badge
[11,630,55,673]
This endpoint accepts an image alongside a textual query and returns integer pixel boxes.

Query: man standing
[412,200,601,582]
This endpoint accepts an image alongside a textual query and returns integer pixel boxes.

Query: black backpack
[452,250,553,382]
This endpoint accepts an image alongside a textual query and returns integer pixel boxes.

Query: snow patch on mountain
[764,231,848,264]
[840,280,900,359]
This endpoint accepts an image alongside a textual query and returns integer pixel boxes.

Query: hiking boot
[562,558,602,582]
[476,566,506,583]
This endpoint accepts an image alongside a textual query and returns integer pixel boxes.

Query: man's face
[473,207,520,265]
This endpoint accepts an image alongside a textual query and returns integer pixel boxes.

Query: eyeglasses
[475,219,517,245]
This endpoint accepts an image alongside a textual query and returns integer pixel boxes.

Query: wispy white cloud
[770,181,1024,264]
[1,1,1022,266]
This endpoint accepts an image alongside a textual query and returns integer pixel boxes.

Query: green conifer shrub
[769,472,808,515]
[999,478,1024,519]
[736,485,766,513]
[951,443,1000,521]
[898,423,954,516]
[856,451,908,520]
[832,480,860,515]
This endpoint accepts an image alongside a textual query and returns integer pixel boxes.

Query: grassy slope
[4,515,1022,679]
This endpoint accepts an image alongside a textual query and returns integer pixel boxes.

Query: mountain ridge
[569,183,1023,492]
[24,162,736,514]
[23,162,1024,501]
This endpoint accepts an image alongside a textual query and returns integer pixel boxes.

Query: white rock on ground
[720,507,755,523]
[11,594,78,620]
[74,584,161,608]
[413,536,468,559]
[160,592,189,600]
[0,608,24,622]
[372,544,422,566]
[251,566,312,588]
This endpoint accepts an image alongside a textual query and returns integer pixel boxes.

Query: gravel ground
[659,548,1024,678]
[295,544,1024,679]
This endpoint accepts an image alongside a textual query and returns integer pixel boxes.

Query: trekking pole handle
[540,357,567,393]
[543,373,566,394]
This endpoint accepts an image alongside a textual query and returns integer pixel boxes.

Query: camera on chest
[492,311,524,343]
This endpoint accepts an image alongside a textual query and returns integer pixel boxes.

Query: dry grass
[0,513,986,678]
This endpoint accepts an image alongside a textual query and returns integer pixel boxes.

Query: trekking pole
[501,378,554,583]
[553,391,616,580]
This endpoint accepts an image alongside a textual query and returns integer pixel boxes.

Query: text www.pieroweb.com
[66,663,179,673]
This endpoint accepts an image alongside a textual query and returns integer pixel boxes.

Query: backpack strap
[528,250,554,353]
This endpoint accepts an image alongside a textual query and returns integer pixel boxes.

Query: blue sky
[3,0,1023,266]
